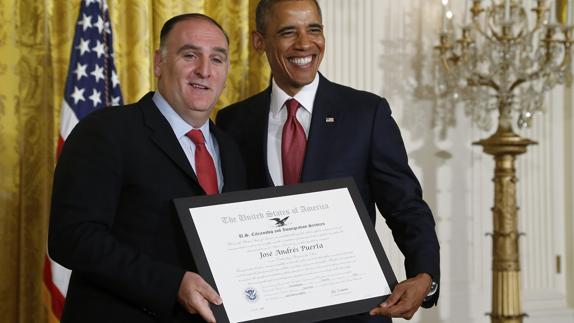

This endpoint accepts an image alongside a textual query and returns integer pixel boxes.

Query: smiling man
[216,1,440,322]
[49,14,246,323]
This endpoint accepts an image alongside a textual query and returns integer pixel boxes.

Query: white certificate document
[175,178,396,323]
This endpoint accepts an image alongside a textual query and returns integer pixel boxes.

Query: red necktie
[281,99,307,185]
[186,129,218,195]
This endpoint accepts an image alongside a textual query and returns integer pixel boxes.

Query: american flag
[44,0,122,320]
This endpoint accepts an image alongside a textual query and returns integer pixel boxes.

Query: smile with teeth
[190,82,209,90]
[289,55,313,66]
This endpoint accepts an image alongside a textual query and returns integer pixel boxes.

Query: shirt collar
[270,73,320,116]
[152,91,212,143]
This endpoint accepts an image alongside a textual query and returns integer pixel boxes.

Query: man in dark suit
[49,14,244,323]
[216,1,440,322]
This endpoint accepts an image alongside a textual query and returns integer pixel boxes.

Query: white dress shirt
[153,91,223,192]
[267,74,320,186]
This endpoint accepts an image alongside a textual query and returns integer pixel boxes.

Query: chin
[292,77,315,87]
[293,72,317,83]
[190,107,213,113]
[186,99,213,110]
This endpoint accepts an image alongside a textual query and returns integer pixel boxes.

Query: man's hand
[369,273,432,320]
[177,271,222,322]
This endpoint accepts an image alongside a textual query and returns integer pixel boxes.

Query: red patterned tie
[186,129,218,195]
[281,98,307,185]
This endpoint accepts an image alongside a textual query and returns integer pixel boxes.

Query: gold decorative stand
[434,1,572,322]
[474,126,535,323]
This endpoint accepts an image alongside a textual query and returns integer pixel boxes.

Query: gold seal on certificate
[175,178,397,323]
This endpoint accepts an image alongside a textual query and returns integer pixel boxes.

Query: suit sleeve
[368,98,440,305]
[48,112,184,318]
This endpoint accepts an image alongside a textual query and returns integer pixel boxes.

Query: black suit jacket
[49,92,246,323]
[217,75,440,310]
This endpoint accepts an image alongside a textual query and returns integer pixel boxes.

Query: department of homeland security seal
[244,287,258,302]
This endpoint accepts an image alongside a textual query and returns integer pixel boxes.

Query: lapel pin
[325,117,335,123]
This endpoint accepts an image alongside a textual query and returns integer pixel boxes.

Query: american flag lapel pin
[325,117,335,123]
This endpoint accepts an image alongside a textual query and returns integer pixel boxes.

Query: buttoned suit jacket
[49,92,246,323]
[216,75,440,319]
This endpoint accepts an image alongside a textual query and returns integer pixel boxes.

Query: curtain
[0,0,269,322]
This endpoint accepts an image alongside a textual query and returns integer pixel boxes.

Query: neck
[181,112,210,129]
[275,81,302,97]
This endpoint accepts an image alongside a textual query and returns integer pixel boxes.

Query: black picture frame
[174,177,397,323]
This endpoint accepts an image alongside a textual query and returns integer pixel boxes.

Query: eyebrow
[177,44,228,58]
[308,23,323,30]
[276,23,323,35]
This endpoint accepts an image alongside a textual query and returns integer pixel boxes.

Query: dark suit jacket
[49,92,246,323]
[216,75,440,315]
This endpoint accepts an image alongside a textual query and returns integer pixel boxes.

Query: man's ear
[252,31,265,53]
[153,49,162,77]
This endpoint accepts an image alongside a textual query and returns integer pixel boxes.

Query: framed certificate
[174,178,397,323]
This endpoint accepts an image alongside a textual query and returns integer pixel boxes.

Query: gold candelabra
[434,1,572,323]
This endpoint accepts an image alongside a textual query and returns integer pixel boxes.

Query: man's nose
[294,32,312,50]
[195,57,211,78]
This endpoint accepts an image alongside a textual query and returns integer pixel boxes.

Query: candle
[442,0,448,32]
[549,0,556,24]
[568,0,573,25]
[464,0,470,25]
[505,0,511,21]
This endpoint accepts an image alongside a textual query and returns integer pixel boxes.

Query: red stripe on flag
[43,256,65,319]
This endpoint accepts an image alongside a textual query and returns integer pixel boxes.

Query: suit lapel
[301,75,344,181]
[140,93,203,191]
[251,88,275,186]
